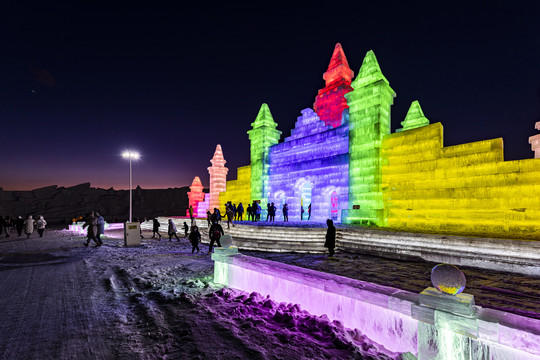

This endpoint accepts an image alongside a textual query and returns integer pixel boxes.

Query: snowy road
[0,229,400,359]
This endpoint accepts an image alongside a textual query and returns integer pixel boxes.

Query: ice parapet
[430,264,466,295]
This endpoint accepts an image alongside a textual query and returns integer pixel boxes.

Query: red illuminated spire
[314,43,354,128]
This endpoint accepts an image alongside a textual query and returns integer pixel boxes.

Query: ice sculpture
[344,50,395,226]
[248,104,281,207]
[220,234,233,248]
[397,100,430,132]
[207,145,228,212]
[529,121,540,158]
[196,193,210,218]
[313,43,354,128]
[430,264,466,295]
[267,108,349,222]
[187,176,205,217]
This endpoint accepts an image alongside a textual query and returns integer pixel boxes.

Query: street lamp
[122,150,140,223]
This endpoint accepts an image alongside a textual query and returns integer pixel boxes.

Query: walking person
[189,225,201,253]
[15,216,24,236]
[255,202,262,221]
[167,219,181,241]
[282,204,288,222]
[0,216,4,236]
[308,204,312,221]
[206,210,212,227]
[24,215,34,238]
[246,204,252,221]
[189,205,194,222]
[207,220,224,254]
[36,215,47,237]
[301,206,304,220]
[324,219,336,257]
[4,216,12,237]
[152,218,162,239]
[266,203,271,221]
[183,222,189,237]
[95,212,105,245]
[226,205,235,229]
[83,212,100,247]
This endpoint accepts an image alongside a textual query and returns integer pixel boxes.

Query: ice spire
[207,144,228,211]
[398,101,430,132]
[352,50,389,88]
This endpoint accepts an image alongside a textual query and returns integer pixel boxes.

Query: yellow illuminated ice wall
[219,165,251,212]
[382,114,540,239]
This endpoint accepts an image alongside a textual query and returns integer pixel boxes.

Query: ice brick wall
[382,122,540,239]
[219,165,251,213]
[187,176,205,217]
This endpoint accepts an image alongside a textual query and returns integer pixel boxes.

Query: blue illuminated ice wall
[266,108,349,222]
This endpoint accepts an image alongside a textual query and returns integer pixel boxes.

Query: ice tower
[313,43,354,128]
[207,145,228,211]
[248,104,281,204]
[187,176,205,216]
[529,122,540,158]
[344,51,395,225]
[397,101,430,132]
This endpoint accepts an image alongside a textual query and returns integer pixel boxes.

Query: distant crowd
[0,215,47,238]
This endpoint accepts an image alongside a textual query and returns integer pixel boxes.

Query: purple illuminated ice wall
[267,108,349,222]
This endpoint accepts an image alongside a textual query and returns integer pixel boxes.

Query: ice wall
[382,122,540,239]
[196,193,210,218]
[219,165,251,213]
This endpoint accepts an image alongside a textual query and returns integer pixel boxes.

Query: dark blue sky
[1,2,539,190]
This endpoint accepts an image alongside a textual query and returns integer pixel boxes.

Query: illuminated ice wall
[208,144,228,211]
[382,122,540,239]
[313,43,354,128]
[219,165,251,213]
[529,122,540,158]
[267,108,349,222]
[343,50,395,226]
[196,193,210,218]
[248,104,281,206]
[187,176,205,216]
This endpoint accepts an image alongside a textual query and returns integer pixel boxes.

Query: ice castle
[190,43,540,239]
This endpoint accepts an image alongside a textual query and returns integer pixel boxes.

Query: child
[189,225,201,253]
[183,222,189,237]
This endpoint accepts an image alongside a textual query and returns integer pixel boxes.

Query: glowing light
[121,151,140,160]
[208,144,228,212]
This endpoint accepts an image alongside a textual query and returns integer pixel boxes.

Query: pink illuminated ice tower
[313,43,354,128]
[186,176,205,217]
[207,144,228,211]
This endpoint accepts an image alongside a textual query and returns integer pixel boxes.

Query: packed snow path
[0,229,401,359]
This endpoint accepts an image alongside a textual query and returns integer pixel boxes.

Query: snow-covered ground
[0,228,402,359]
[1,226,539,359]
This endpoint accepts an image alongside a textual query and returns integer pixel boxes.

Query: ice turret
[397,101,430,132]
[313,43,354,128]
[207,145,228,211]
[187,176,205,217]
[529,122,540,158]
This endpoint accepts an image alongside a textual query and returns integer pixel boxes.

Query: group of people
[82,211,105,247]
[151,217,220,255]
[0,215,47,238]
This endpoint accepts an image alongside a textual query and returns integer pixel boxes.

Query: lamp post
[122,150,140,223]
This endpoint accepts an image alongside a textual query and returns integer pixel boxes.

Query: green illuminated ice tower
[344,51,395,225]
[247,103,281,205]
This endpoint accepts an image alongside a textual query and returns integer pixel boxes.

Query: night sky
[2,2,539,191]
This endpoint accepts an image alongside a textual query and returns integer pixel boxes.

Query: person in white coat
[24,215,34,238]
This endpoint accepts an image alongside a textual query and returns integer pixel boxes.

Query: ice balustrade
[382,122,540,239]
[212,250,540,359]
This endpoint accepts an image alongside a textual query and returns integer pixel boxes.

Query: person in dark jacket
[324,219,336,257]
[237,203,244,221]
[95,212,105,245]
[282,204,288,222]
[83,212,100,247]
[207,220,224,254]
[152,218,161,239]
[183,222,189,237]
[15,216,24,236]
[4,216,12,237]
[189,225,201,253]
